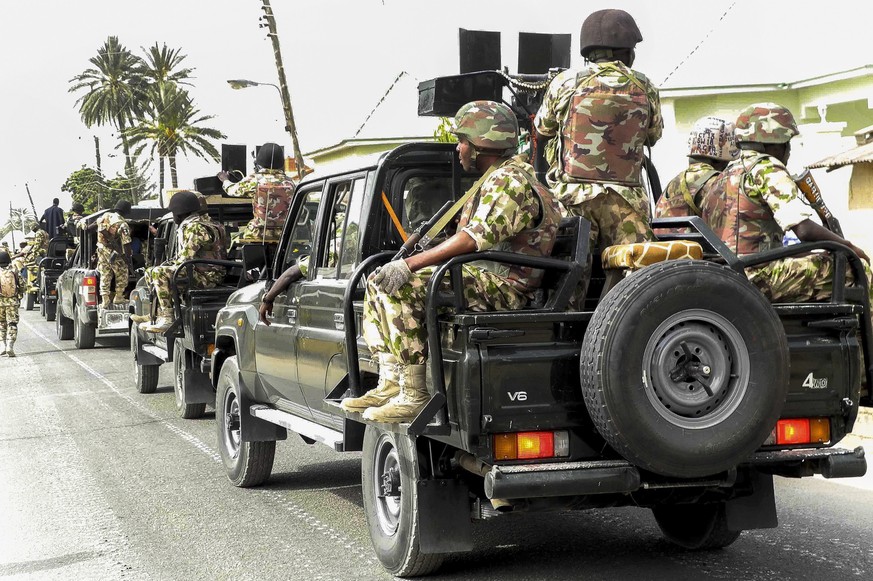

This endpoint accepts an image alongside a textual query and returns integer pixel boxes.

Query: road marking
[22,320,378,569]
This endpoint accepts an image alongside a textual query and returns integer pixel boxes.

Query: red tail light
[81,276,98,306]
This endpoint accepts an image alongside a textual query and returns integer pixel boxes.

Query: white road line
[22,320,377,569]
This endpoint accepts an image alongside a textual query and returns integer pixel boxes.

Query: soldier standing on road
[0,249,23,357]
[95,200,133,309]
[218,142,297,244]
[655,116,737,222]
[699,103,872,303]
[138,191,227,333]
[534,8,663,298]
[342,101,562,423]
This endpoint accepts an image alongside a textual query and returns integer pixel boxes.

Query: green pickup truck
[208,142,868,577]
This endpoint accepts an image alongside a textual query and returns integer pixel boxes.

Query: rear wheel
[45,300,56,322]
[580,261,789,478]
[73,304,95,349]
[131,330,159,394]
[216,356,275,487]
[56,307,73,341]
[362,426,444,577]
[653,503,742,550]
[174,341,206,419]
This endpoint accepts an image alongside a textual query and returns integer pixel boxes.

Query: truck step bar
[250,405,344,451]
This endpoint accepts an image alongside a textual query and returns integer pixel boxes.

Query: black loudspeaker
[459,29,501,74]
[418,72,505,117]
[222,144,247,183]
[518,32,571,74]
[194,176,224,196]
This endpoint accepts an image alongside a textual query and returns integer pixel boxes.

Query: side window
[402,176,454,232]
[317,178,364,279]
[281,189,322,271]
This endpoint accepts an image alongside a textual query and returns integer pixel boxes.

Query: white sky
[1,0,870,230]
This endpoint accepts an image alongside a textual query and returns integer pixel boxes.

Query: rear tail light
[493,431,569,460]
[81,276,98,306]
[765,418,830,446]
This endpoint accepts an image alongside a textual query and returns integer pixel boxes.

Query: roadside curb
[851,406,873,439]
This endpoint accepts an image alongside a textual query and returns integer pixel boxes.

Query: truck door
[254,186,323,417]
[295,176,367,426]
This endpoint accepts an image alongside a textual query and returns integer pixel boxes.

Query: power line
[660,2,737,86]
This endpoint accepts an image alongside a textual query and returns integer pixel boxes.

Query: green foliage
[60,165,152,214]
[433,117,458,143]
[1,208,37,239]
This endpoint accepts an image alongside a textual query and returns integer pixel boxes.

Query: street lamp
[226,78,306,180]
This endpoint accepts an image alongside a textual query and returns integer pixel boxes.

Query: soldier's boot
[100,295,111,310]
[362,364,429,423]
[0,338,6,356]
[140,308,173,333]
[340,353,401,413]
[5,338,14,358]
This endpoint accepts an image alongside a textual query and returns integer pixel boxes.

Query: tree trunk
[159,156,165,206]
[117,116,138,204]
[169,156,178,189]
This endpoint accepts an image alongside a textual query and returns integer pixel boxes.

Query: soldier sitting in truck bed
[339,100,562,423]
[138,191,228,333]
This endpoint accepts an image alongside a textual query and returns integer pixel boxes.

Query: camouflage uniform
[224,169,295,242]
[700,150,873,303]
[145,213,227,312]
[654,162,720,227]
[362,157,562,365]
[24,229,48,264]
[96,211,131,305]
[0,265,22,356]
[534,61,662,294]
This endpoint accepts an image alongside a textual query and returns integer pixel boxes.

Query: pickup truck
[56,207,159,349]
[129,200,252,419]
[38,234,76,321]
[210,142,869,577]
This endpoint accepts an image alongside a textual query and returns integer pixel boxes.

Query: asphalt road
[2,310,872,581]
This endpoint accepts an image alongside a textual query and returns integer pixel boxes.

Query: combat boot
[340,353,401,412]
[4,338,14,358]
[100,296,111,310]
[0,339,6,356]
[362,364,429,423]
[130,313,150,324]
[140,308,173,333]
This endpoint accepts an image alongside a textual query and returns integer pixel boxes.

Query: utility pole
[260,0,306,180]
[9,201,15,247]
[94,136,103,210]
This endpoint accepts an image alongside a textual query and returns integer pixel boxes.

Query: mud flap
[183,368,216,405]
[418,479,473,554]
[238,373,287,443]
[725,471,777,531]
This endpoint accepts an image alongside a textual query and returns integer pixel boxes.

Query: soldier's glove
[372,259,413,294]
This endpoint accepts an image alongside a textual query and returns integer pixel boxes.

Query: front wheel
[653,503,742,550]
[174,341,206,419]
[216,356,275,487]
[131,330,159,394]
[362,426,444,577]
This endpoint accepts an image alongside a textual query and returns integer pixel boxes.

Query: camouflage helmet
[580,9,643,57]
[735,103,799,144]
[452,100,519,151]
[688,116,739,161]
[0,249,10,267]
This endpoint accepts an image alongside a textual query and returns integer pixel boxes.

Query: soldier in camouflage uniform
[534,9,662,299]
[139,191,227,333]
[61,202,85,237]
[342,101,562,423]
[219,142,296,243]
[699,103,871,304]
[16,224,48,265]
[655,116,737,228]
[94,200,132,308]
[0,249,23,357]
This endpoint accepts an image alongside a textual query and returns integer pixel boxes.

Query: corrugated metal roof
[808,126,873,170]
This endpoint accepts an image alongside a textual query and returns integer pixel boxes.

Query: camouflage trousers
[97,248,128,302]
[563,188,654,302]
[747,254,873,306]
[363,264,526,365]
[145,264,226,311]
[0,302,19,344]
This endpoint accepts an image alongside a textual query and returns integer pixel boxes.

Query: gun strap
[422,163,499,243]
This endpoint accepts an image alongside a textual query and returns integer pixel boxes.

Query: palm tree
[1,208,36,239]
[141,43,194,86]
[69,36,149,200]
[126,84,225,190]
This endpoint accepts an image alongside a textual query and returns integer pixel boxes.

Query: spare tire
[580,260,789,478]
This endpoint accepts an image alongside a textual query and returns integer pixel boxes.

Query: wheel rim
[642,308,750,429]
[222,387,241,459]
[132,332,141,380]
[372,434,402,536]
[174,344,185,410]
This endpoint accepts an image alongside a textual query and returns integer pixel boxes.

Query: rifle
[24,183,38,224]
[393,200,454,260]
[794,169,843,236]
